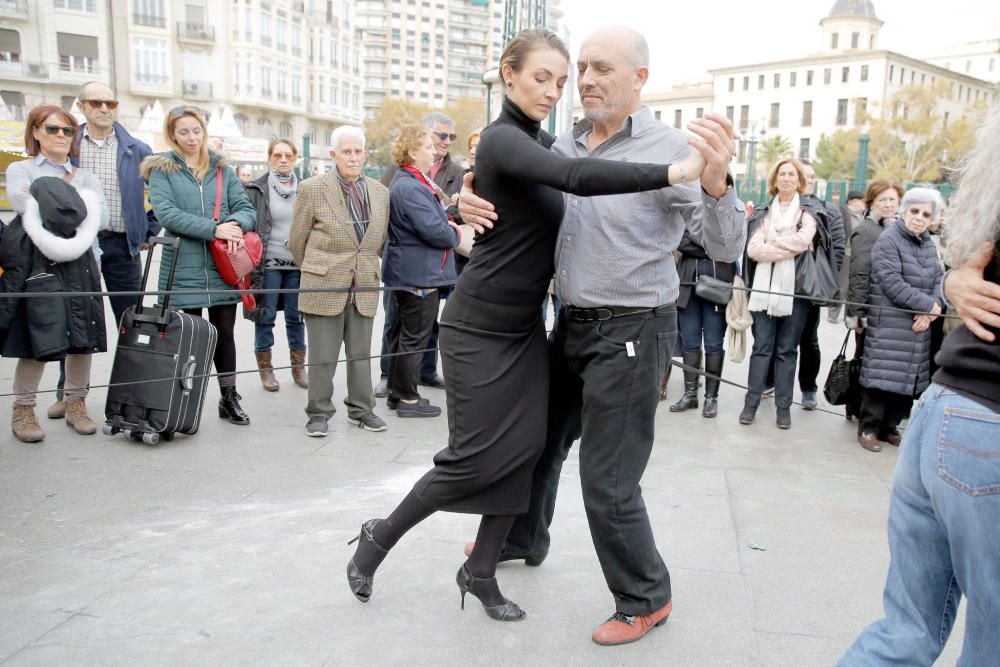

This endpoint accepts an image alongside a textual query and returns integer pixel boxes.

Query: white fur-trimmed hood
[21,188,104,263]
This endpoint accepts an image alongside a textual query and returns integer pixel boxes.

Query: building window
[757,74,764,89]
[861,65,869,82]
[728,77,734,92]
[806,70,814,85]
[742,76,749,91]
[653,110,661,121]
[856,98,868,121]
[842,66,849,83]
[260,11,272,47]
[899,67,905,84]
[990,58,996,72]
[234,113,249,135]
[695,107,704,119]
[824,68,831,84]
[261,65,272,97]
[292,74,301,103]
[739,104,749,131]
[869,35,875,49]
[55,0,96,11]
[276,19,287,51]
[277,71,287,100]
[133,36,168,85]
[790,71,797,87]
[0,90,26,120]
[279,121,292,138]
[801,100,812,127]
[889,65,894,81]
[133,0,166,27]
[725,105,734,122]
[769,103,779,128]
[0,28,21,65]
[836,98,848,125]
[851,32,859,49]
[674,109,682,129]
[831,33,838,49]
[58,32,99,73]
[799,138,810,160]
[773,72,780,88]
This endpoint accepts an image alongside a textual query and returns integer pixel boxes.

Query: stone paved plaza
[0,306,966,666]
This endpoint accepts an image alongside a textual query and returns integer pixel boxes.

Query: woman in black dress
[347,29,706,621]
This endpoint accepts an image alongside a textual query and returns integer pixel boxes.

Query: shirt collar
[572,106,653,147]
[34,154,73,174]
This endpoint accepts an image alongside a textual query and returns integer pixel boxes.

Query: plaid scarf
[337,171,371,243]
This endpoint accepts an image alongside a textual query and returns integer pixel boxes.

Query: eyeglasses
[42,124,76,137]
[168,106,208,119]
[81,99,119,110]
[434,132,457,142]
[906,207,934,220]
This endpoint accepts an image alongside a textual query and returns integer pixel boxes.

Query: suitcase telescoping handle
[134,236,180,326]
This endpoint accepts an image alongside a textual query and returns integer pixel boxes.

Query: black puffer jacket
[0,188,106,361]
[846,213,894,321]
[860,219,943,396]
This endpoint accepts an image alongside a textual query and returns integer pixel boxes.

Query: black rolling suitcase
[104,237,218,444]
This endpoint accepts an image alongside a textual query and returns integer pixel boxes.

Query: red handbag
[208,166,261,309]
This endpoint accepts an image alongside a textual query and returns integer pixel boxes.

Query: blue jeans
[541,292,563,323]
[745,298,809,408]
[840,384,1000,666]
[254,269,305,352]
[678,294,726,355]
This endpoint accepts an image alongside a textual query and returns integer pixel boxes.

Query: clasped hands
[457,113,738,234]
[215,221,245,256]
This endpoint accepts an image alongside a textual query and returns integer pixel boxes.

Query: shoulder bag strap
[212,166,223,222]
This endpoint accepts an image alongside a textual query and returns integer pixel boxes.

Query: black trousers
[505,304,677,616]
[379,290,440,380]
[99,233,142,327]
[798,303,822,392]
[859,387,914,436]
[388,290,440,401]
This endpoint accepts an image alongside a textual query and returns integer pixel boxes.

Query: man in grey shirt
[460,25,745,645]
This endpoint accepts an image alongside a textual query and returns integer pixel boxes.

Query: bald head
[77,81,117,134]
[582,25,649,69]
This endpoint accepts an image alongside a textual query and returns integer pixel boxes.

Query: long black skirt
[412,288,548,515]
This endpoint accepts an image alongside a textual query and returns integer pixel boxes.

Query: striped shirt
[552,107,747,308]
[80,128,124,233]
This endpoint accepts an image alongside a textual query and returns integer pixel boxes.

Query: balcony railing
[182,79,212,99]
[177,21,215,42]
[0,0,29,18]
[132,13,166,28]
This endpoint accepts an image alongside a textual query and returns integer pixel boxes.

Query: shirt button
[565,235,572,241]
[572,201,578,207]
[561,270,567,276]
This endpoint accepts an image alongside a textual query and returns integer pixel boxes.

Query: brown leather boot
[12,405,45,443]
[47,399,66,419]
[255,350,279,391]
[64,397,97,435]
[290,349,308,389]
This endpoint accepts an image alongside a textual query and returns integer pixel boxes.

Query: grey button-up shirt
[553,107,746,308]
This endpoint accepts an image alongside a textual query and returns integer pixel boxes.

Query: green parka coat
[141,151,256,309]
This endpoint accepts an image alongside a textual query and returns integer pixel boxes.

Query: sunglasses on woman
[169,106,208,119]
[906,207,934,220]
[42,124,76,137]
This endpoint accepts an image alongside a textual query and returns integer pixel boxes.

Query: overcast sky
[560,0,1000,91]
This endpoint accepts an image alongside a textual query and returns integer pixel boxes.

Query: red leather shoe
[592,601,672,646]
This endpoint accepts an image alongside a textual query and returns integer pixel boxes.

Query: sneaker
[776,407,791,430]
[348,412,388,432]
[801,390,818,411]
[396,398,442,418]
[374,377,389,398]
[305,416,329,437]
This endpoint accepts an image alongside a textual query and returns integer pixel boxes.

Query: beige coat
[288,173,389,317]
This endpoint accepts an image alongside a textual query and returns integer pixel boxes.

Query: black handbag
[694,261,733,307]
[794,219,840,306]
[823,331,853,405]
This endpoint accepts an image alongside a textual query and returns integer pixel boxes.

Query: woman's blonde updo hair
[392,124,430,167]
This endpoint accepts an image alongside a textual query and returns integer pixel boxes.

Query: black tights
[353,490,516,605]
[183,304,237,386]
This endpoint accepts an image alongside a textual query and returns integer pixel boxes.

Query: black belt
[565,305,656,322]
[98,231,126,240]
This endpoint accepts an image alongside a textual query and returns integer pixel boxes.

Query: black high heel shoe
[346,519,387,603]
[455,563,526,622]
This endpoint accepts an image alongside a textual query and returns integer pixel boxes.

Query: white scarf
[21,188,104,263]
[748,194,799,317]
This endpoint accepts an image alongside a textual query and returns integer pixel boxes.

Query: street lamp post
[854,131,870,193]
[740,120,766,202]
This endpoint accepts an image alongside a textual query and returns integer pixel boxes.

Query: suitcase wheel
[141,432,160,445]
[101,423,117,436]
[123,428,134,439]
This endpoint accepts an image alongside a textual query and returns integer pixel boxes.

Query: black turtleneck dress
[412,98,670,514]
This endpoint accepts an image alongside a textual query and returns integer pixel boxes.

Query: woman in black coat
[1,178,105,443]
[669,230,736,418]
[856,187,944,452]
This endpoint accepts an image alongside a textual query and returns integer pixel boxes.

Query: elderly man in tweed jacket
[289,126,389,436]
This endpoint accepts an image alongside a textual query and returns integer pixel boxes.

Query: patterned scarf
[337,171,371,243]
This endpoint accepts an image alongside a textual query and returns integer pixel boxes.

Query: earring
[506,80,512,87]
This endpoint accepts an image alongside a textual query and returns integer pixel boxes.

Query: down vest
[141,152,256,310]
[860,219,943,396]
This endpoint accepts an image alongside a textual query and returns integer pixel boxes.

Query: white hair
[900,187,941,219]
[330,125,366,152]
[944,98,1000,267]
